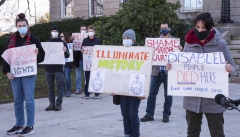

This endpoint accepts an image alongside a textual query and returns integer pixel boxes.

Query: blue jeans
[75,60,83,91]
[146,72,173,118]
[64,66,72,92]
[11,75,36,127]
[84,71,99,96]
[45,71,64,105]
[120,96,141,137]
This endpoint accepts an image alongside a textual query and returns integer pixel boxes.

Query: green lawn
[0,66,84,104]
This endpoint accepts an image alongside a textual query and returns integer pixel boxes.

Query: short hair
[87,25,95,31]
[194,12,214,30]
[160,22,170,28]
[16,13,28,26]
[80,25,87,28]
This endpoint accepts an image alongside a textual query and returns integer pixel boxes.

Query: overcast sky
[0,0,49,28]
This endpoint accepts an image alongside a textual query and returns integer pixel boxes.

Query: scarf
[7,30,31,49]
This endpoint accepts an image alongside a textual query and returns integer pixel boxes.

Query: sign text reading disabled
[167,52,229,98]
[145,38,180,65]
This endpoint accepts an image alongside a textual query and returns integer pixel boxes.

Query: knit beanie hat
[51,25,59,31]
[123,29,136,41]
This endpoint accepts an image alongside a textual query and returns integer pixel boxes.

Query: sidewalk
[0,83,240,137]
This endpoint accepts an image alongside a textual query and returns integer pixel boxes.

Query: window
[89,0,103,16]
[61,0,74,18]
[180,0,203,12]
[120,0,129,2]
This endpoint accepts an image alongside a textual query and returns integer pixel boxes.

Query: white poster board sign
[72,33,88,51]
[39,42,65,64]
[65,43,73,62]
[1,44,37,77]
[82,46,93,71]
[167,52,228,98]
[145,38,180,65]
[89,45,153,97]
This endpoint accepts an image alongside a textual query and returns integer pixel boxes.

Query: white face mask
[51,32,59,38]
[88,32,95,37]
[123,39,133,47]
[81,30,86,33]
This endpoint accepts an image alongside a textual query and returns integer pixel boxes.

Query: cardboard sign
[145,38,180,65]
[1,44,37,77]
[72,33,88,51]
[39,42,65,65]
[88,45,153,97]
[65,43,73,62]
[167,52,228,98]
[82,46,93,71]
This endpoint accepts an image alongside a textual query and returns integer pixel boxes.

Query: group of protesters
[2,11,235,137]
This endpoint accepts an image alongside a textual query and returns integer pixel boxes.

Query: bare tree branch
[0,0,7,6]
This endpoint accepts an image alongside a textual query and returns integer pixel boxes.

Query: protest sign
[65,43,73,62]
[145,38,180,65]
[39,42,65,64]
[72,33,88,51]
[82,46,93,71]
[89,45,153,97]
[167,52,228,98]
[1,44,37,77]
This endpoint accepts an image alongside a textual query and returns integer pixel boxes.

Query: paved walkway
[1,83,240,137]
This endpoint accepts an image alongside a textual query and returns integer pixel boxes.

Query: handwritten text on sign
[72,33,88,51]
[145,38,180,65]
[82,46,93,71]
[89,45,153,97]
[167,52,228,98]
[1,44,37,77]
[39,42,65,64]
[65,43,73,62]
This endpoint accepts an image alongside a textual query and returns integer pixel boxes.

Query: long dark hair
[16,13,28,26]
[62,32,72,43]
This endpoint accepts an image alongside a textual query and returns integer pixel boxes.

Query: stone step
[231,35,240,40]
[230,40,240,45]
[232,54,240,59]
[230,50,240,54]
[234,59,240,65]
[228,45,240,50]
[229,77,240,83]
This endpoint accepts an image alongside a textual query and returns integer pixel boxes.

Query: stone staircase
[228,35,240,83]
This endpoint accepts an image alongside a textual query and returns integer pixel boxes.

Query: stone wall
[50,0,61,21]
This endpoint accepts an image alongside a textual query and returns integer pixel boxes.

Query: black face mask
[194,28,210,40]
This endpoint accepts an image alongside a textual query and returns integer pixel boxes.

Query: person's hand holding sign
[34,48,39,55]
[6,73,15,80]
[166,63,172,71]
[226,61,233,73]
[63,46,67,52]
[178,45,183,51]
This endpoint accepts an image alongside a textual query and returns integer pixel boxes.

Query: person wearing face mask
[45,25,70,112]
[166,12,235,137]
[60,32,73,97]
[140,22,182,123]
[3,13,45,136]
[74,25,87,95]
[82,25,102,99]
[112,29,145,137]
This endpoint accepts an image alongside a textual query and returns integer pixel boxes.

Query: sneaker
[6,125,23,135]
[18,126,34,136]
[54,104,62,111]
[66,91,71,97]
[162,116,169,123]
[140,115,154,122]
[85,95,89,99]
[45,104,55,111]
[93,95,99,99]
[75,90,82,95]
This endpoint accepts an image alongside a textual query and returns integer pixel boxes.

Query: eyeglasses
[60,36,64,38]
[17,25,27,28]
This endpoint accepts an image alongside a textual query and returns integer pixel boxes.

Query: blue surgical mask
[18,26,28,35]
[123,39,133,47]
[160,29,170,36]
